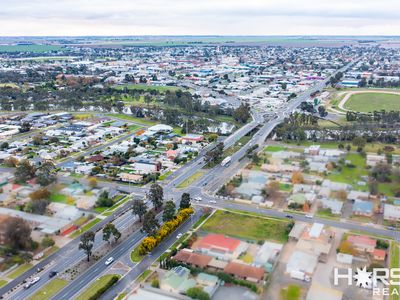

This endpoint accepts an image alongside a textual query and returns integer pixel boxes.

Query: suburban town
[1,2,400,300]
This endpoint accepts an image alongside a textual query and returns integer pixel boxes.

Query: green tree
[163,201,176,222]
[186,287,210,300]
[142,211,159,236]
[148,184,163,211]
[96,191,113,207]
[132,199,147,222]
[36,161,57,186]
[19,122,31,133]
[233,103,251,123]
[4,217,32,250]
[79,231,95,261]
[180,193,191,209]
[14,160,36,183]
[352,137,366,149]
[0,142,8,150]
[103,222,121,244]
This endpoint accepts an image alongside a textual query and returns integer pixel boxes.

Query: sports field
[342,92,400,112]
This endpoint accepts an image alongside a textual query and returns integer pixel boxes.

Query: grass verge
[28,278,68,300]
[176,171,204,188]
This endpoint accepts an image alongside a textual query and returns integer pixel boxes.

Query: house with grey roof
[320,198,343,215]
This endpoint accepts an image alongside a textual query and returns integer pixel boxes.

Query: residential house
[286,250,318,277]
[223,261,265,283]
[253,241,283,272]
[295,223,334,262]
[192,234,247,261]
[173,249,212,268]
[320,198,343,215]
[347,235,376,253]
[132,159,162,174]
[383,204,400,221]
[118,173,143,183]
[160,266,196,294]
[373,249,386,261]
[352,200,374,217]
[180,134,204,143]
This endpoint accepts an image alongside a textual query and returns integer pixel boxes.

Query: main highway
[1,59,362,299]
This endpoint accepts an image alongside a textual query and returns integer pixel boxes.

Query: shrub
[41,236,55,248]
[151,279,160,288]
[87,275,119,300]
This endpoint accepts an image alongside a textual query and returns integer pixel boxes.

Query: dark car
[49,271,58,278]
[285,215,294,219]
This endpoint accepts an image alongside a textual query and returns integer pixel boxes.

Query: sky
[1,0,400,36]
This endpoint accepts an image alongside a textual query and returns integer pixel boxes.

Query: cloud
[0,0,400,35]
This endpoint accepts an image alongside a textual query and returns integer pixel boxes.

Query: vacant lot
[343,92,400,112]
[201,210,290,243]
[327,153,368,186]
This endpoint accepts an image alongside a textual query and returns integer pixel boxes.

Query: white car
[305,214,313,219]
[24,277,40,289]
[209,200,217,204]
[194,197,202,202]
[176,233,183,239]
[105,257,114,265]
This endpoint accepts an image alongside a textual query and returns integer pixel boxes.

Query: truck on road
[290,270,311,282]
[221,156,231,167]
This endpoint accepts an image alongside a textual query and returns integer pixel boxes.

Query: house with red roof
[373,249,386,261]
[347,235,376,253]
[223,261,265,283]
[192,233,248,261]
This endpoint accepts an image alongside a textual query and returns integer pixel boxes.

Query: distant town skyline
[1,0,400,36]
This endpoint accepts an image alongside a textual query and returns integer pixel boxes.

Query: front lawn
[28,278,68,300]
[201,210,290,243]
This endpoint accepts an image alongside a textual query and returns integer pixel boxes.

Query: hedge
[87,275,119,300]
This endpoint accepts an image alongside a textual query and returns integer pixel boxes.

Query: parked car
[176,233,183,239]
[105,257,114,266]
